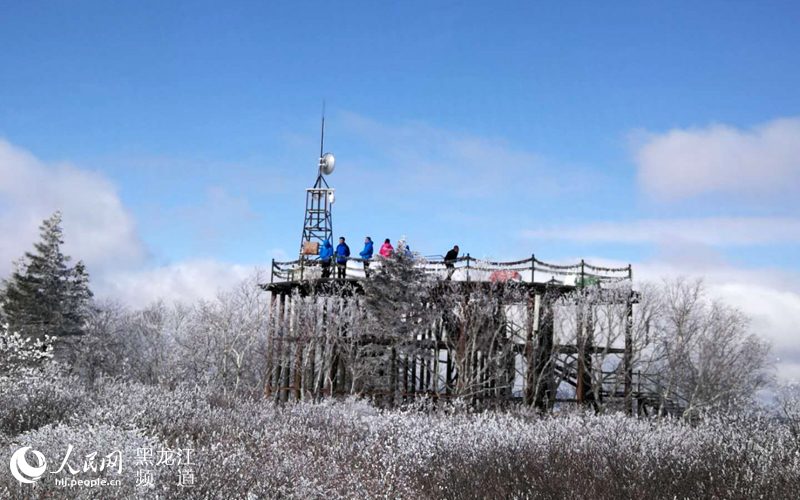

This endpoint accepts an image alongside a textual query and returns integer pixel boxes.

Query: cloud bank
[524,217,800,246]
[634,117,800,200]
[0,139,146,275]
[0,138,259,306]
[100,259,258,309]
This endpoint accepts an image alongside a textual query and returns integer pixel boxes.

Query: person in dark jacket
[444,245,459,280]
[335,237,350,279]
[319,239,333,278]
[359,236,374,277]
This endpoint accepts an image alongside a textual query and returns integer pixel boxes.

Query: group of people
[317,237,458,279]
[318,236,378,279]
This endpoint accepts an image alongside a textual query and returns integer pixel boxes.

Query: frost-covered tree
[63,299,135,385]
[776,383,800,448]
[64,299,185,386]
[435,280,524,400]
[179,273,270,394]
[1,212,93,339]
[64,273,273,393]
[642,278,771,416]
[359,252,438,402]
[0,321,54,374]
[358,254,525,402]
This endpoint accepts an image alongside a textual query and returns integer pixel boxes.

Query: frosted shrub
[2,375,798,498]
[0,366,90,436]
[130,393,800,498]
[0,323,53,373]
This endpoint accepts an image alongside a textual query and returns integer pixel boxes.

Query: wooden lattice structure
[260,255,678,415]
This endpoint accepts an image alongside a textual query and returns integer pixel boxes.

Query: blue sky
[1,1,800,372]
[2,1,798,267]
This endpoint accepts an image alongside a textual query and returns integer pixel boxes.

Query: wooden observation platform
[260,254,677,415]
[262,117,682,416]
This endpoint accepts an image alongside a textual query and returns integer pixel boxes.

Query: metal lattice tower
[300,173,334,251]
[299,113,335,256]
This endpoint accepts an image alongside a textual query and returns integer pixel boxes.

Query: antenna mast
[300,104,336,257]
[320,101,325,159]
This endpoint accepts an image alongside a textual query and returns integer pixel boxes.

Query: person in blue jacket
[318,239,333,278]
[359,236,374,277]
[335,236,350,279]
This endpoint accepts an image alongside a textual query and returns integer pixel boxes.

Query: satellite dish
[320,152,335,175]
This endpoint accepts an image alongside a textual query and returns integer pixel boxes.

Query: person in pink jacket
[379,238,394,258]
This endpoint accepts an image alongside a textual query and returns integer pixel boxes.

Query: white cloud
[634,117,800,200]
[0,138,266,308]
[0,139,146,275]
[523,217,800,246]
[713,282,800,353]
[98,259,261,309]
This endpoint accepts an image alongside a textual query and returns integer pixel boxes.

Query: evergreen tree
[1,212,93,338]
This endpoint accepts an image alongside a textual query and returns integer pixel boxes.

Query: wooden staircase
[552,356,687,417]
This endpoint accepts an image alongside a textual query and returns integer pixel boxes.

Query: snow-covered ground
[1,371,798,499]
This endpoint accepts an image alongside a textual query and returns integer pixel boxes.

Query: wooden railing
[270,253,632,285]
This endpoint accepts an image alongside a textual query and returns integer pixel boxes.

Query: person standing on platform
[398,238,413,259]
[379,238,394,258]
[359,236,374,277]
[444,245,459,280]
[319,238,333,278]
[335,237,350,279]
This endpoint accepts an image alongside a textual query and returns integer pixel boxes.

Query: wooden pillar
[503,344,515,400]
[281,294,292,403]
[307,302,318,400]
[422,356,428,394]
[337,297,347,396]
[390,347,397,407]
[445,342,453,395]
[293,340,303,401]
[264,292,276,398]
[523,293,536,405]
[327,348,338,396]
[478,350,485,397]
[584,304,596,407]
[314,298,330,398]
[533,292,555,411]
[410,350,417,395]
[442,312,453,395]
[273,293,287,403]
[327,297,342,396]
[455,293,469,396]
[403,353,409,400]
[433,340,440,397]
[470,346,479,403]
[429,329,436,393]
[624,295,634,415]
[575,296,595,407]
